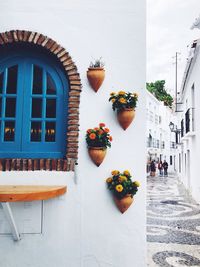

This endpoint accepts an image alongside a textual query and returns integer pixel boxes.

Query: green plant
[89,57,105,68]
[106,170,140,199]
[109,91,138,111]
[86,123,112,148]
[146,80,174,108]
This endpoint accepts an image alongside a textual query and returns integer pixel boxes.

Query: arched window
[0,46,68,159]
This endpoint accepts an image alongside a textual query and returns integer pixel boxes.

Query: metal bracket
[1,202,21,241]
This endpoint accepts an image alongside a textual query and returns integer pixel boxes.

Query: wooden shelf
[0,185,67,202]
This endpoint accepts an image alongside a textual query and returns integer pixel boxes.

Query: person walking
[162,160,168,176]
[150,160,156,177]
[158,161,163,176]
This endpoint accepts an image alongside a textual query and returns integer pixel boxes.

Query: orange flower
[89,133,96,140]
[94,127,99,131]
[99,123,105,127]
[98,129,104,135]
[109,136,113,141]
[104,128,110,133]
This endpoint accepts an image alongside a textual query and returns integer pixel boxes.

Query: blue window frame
[0,50,68,158]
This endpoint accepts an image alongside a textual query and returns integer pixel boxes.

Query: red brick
[17,30,23,41]
[45,39,55,50]
[11,30,18,42]
[33,33,40,44]
[41,37,49,47]
[69,91,81,97]
[28,32,36,42]
[64,64,77,71]
[53,46,63,55]
[0,33,8,43]
[67,153,78,159]
[68,75,80,81]
[6,31,13,43]
[23,31,30,41]
[37,35,46,45]
[52,159,57,170]
[62,58,73,66]
[67,126,79,131]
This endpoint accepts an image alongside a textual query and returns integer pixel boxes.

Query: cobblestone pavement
[147,173,200,267]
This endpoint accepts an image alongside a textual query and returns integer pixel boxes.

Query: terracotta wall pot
[113,194,134,213]
[88,147,107,166]
[117,108,135,130]
[87,67,105,92]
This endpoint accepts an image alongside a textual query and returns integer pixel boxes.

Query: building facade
[0,1,146,267]
[176,39,199,202]
[146,90,177,173]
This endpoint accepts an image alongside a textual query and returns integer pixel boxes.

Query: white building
[0,1,146,267]
[176,38,200,202]
[146,90,177,173]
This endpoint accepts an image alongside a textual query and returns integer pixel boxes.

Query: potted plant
[109,91,138,130]
[87,58,105,92]
[86,123,112,166]
[106,170,140,213]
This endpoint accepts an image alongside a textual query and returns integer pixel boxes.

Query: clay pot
[88,147,107,166]
[117,108,135,130]
[87,67,105,92]
[113,194,134,213]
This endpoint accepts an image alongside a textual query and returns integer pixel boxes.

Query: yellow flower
[115,184,123,192]
[111,170,120,176]
[106,177,113,183]
[133,92,138,98]
[118,175,127,183]
[111,98,116,103]
[119,98,127,104]
[123,170,130,176]
[118,91,126,95]
[110,92,115,96]
[133,181,140,187]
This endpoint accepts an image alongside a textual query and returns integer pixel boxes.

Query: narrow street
[147,173,200,267]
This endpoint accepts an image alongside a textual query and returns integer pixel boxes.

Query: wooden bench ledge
[0,185,67,202]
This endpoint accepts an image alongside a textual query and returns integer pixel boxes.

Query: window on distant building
[170,155,173,165]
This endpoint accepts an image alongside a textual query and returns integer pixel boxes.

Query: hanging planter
[106,170,140,213]
[87,58,105,92]
[113,194,134,214]
[86,123,112,166]
[109,91,138,130]
[88,147,107,167]
[117,108,135,130]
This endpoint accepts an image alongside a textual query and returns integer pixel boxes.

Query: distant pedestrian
[162,160,168,176]
[158,161,163,176]
[150,160,156,177]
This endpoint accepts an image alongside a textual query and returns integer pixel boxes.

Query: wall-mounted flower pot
[87,68,105,92]
[88,147,107,166]
[113,194,134,213]
[117,108,135,130]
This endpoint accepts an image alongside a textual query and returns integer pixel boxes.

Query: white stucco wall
[146,90,176,172]
[0,1,146,266]
[177,43,200,202]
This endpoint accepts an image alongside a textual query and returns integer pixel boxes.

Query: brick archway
[0,30,81,171]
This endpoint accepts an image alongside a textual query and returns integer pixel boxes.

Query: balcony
[185,108,195,137]
[161,141,165,149]
[156,139,160,148]
[147,136,153,148]
[170,141,176,149]
[181,119,184,137]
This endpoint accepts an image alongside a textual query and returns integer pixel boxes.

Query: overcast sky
[147,0,200,95]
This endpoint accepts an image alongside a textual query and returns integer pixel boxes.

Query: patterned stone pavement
[147,173,200,267]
